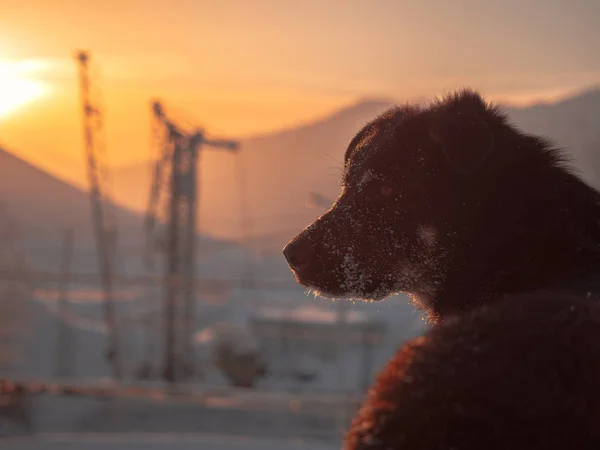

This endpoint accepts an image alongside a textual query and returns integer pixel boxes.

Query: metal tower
[75,51,122,379]
[146,101,239,383]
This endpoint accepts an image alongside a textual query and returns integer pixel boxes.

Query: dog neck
[420,245,600,323]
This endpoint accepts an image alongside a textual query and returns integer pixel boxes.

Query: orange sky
[1,0,600,188]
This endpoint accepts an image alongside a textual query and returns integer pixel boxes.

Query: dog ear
[428,90,494,176]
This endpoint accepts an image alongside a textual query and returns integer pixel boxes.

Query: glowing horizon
[1,53,596,137]
[1,0,598,188]
[0,58,52,119]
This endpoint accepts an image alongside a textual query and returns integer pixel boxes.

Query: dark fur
[345,292,600,450]
[283,90,600,449]
[284,89,600,322]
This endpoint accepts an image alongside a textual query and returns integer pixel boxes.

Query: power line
[14,268,303,292]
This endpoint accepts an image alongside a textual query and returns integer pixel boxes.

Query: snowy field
[2,432,338,450]
[1,249,422,447]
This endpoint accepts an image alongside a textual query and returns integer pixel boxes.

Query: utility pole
[75,51,122,379]
[147,101,239,383]
[0,203,30,377]
[56,228,74,378]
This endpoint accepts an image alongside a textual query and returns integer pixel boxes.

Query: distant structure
[146,100,239,383]
[55,228,74,378]
[74,51,122,379]
[211,323,267,388]
[0,202,30,378]
[250,305,387,391]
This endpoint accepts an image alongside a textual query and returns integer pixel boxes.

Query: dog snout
[283,239,315,273]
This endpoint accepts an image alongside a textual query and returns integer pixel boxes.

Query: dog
[283,89,600,322]
[283,90,600,448]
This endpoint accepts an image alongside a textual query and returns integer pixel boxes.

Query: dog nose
[283,240,314,273]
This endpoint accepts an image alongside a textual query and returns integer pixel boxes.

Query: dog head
[283,89,592,311]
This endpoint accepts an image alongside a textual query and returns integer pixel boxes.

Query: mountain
[111,87,600,250]
[111,98,395,243]
[0,146,235,272]
[0,145,140,240]
[503,85,600,187]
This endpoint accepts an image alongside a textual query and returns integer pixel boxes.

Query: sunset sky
[1,0,599,187]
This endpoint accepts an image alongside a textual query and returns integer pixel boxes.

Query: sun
[0,59,49,119]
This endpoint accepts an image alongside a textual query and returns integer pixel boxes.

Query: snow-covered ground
[1,248,424,445]
[2,432,338,450]
[10,250,424,389]
[0,385,355,445]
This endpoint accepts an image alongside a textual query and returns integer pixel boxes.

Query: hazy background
[2,0,600,186]
[1,1,600,448]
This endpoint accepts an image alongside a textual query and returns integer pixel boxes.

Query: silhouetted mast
[75,50,122,379]
[147,101,239,383]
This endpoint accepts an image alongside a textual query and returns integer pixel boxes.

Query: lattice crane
[146,100,239,383]
[75,51,122,379]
